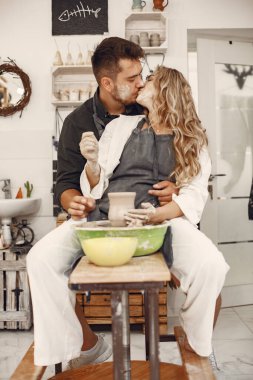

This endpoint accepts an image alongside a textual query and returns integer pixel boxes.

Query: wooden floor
[48,361,188,380]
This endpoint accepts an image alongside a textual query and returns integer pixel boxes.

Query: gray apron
[89,119,175,220]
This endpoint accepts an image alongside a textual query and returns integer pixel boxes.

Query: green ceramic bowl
[75,221,169,257]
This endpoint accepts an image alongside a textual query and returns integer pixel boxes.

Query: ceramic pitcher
[132,0,146,12]
[153,0,168,11]
[108,192,136,227]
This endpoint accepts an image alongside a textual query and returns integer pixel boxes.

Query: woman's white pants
[26,217,229,365]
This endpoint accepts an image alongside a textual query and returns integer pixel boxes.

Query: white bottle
[1,224,12,247]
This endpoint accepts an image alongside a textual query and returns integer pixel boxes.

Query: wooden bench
[10,325,215,380]
[9,343,46,380]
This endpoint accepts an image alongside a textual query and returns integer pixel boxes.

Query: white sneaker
[208,350,220,372]
[66,334,112,370]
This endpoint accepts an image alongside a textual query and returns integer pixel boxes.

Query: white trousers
[26,217,229,365]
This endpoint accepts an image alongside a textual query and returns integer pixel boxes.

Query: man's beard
[112,84,135,105]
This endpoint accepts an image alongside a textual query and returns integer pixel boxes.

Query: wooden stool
[67,253,170,380]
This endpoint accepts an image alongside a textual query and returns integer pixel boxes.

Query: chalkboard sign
[52,0,108,35]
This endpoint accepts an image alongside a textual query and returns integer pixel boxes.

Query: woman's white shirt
[80,115,211,225]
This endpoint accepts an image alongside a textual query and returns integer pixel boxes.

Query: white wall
[0,0,253,242]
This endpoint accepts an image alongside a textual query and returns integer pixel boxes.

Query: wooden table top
[69,253,171,286]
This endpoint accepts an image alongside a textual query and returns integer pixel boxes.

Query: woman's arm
[149,201,183,224]
[172,147,211,225]
[85,161,100,189]
[125,200,183,225]
[79,131,100,189]
[153,147,211,224]
[80,115,145,198]
[125,147,211,226]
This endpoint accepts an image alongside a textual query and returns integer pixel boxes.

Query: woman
[80,66,229,357]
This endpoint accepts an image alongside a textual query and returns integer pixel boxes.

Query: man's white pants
[26,217,229,365]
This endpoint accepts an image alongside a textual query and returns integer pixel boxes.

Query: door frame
[196,38,253,307]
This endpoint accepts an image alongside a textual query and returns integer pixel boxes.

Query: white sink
[0,198,41,221]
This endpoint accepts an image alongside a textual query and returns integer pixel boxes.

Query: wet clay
[108,192,136,227]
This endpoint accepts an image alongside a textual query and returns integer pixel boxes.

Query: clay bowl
[75,221,169,257]
[81,237,138,266]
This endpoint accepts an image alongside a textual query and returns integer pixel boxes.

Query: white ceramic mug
[108,192,136,227]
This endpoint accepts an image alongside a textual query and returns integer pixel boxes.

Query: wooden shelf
[52,100,84,107]
[125,12,168,54]
[52,65,93,76]
[52,65,95,107]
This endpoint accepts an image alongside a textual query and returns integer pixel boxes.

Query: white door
[197,39,253,306]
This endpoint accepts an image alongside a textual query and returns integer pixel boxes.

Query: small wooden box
[0,247,32,330]
[76,284,168,334]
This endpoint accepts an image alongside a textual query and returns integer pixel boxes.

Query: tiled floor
[1,305,253,380]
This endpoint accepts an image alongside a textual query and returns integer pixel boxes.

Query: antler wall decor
[223,64,253,90]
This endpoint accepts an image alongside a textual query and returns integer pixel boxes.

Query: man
[27,37,176,369]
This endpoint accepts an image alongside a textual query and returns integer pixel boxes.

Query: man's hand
[148,180,179,206]
[67,195,96,221]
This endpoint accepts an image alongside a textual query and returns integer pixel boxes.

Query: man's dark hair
[91,37,144,84]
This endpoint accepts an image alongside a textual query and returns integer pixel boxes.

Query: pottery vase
[53,50,63,66]
[65,52,73,65]
[76,52,84,65]
[153,0,168,11]
[108,192,136,227]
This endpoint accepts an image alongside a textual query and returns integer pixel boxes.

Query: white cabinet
[52,65,96,107]
[125,12,168,54]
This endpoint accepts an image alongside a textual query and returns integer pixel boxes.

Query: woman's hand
[148,180,179,206]
[125,202,160,226]
[79,132,99,164]
[80,132,100,182]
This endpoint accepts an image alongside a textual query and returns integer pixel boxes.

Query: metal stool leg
[111,290,131,380]
[144,290,150,360]
[146,288,160,380]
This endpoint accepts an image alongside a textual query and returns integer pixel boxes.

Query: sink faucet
[0,179,12,199]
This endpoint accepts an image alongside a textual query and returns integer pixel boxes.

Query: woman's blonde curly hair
[151,66,208,187]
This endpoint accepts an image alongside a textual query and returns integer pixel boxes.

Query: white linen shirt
[80,114,211,225]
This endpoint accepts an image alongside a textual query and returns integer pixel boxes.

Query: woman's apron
[89,119,175,220]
